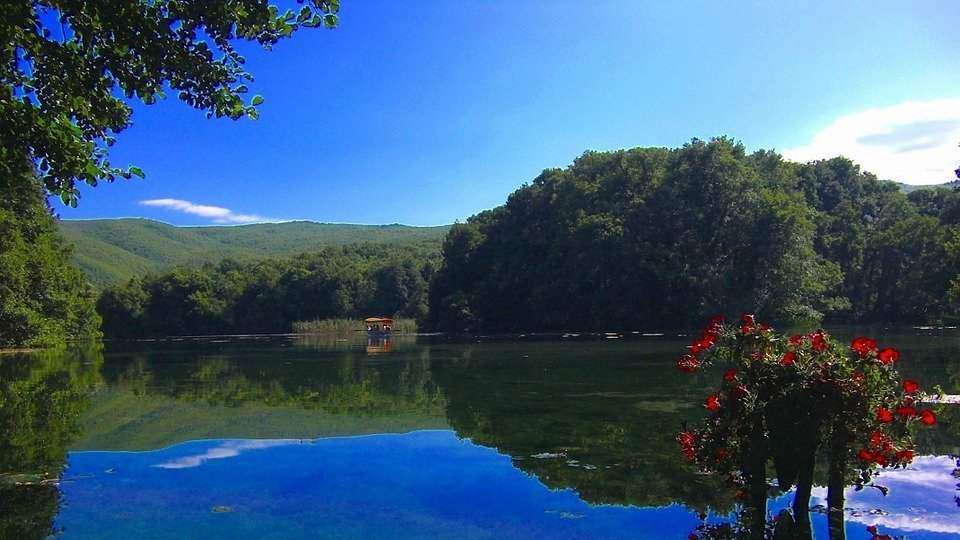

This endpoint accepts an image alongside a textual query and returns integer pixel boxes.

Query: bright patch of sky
[811,455,960,536]
[784,99,960,185]
[59,1,960,226]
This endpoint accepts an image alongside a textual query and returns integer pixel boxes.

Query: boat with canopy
[364,316,393,338]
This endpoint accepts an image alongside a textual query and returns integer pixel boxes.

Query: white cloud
[810,455,960,535]
[783,98,960,185]
[154,439,298,469]
[139,198,275,224]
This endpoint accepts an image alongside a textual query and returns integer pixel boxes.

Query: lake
[2,328,958,538]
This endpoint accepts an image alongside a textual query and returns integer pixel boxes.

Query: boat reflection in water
[366,337,393,355]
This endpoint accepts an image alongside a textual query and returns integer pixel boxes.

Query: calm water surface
[2,328,958,538]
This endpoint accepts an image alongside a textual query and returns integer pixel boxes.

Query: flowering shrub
[676,314,937,538]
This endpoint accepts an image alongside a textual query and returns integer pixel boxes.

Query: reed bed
[291,317,419,335]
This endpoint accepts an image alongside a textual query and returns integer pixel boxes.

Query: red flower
[896,405,917,418]
[678,431,696,450]
[920,409,937,426]
[693,331,717,352]
[870,432,886,447]
[715,449,728,462]
[895,449,914,463]
[876,407,893,423]
[789,334,803,345]
[853,372,865,385]
[733,385,748,399]
[902,380,918,394]
[705,315,725,333]
[741,314,755,326]
[677,354,699,373]
[851,336,877,357]
[878,348,899,364]
[723,368,737,382]
[867,525,877,535]
[780,352,796,366]
[758,324,772,333]
[857,449,873,461]
[705,394,720,411]
[811,332,827,351]
[875,453,888,466]
[688,534,698,540]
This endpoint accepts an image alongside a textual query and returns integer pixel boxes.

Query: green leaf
[129,166,145,178]
[323,14,338,28]
[251,95,264,106]
[236,84,248,94]
[298,5,312,23]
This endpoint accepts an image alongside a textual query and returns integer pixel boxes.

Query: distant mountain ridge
[896,179,959,193]
[60,218,451,289]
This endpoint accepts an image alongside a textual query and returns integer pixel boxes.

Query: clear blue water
[57,432,958,539]
[2,331,958,538]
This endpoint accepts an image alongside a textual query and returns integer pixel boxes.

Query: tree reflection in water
[0,345,103,539]
[0,335,955,538]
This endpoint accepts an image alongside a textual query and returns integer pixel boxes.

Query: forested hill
[427,138,960,332]
[59,218,451,289]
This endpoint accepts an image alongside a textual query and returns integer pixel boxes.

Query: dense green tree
[1,1,338,205]
[0,165,100,348]
[908,186,960,225]
[429,139,842,332]
[428,140,958,332]
[97,243,441,337]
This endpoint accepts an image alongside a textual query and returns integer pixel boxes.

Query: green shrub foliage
[0,169,101,348]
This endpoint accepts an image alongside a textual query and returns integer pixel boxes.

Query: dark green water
[1,328,958,538]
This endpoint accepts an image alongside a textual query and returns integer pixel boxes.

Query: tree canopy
[0,163,101,348]
[97,243,439,337]
[1,0,338,205]
[428,138,960,332]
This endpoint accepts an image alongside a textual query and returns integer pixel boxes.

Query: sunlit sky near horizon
[59,1,960,226]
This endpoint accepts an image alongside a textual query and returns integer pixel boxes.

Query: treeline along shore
[3,138,959,345]
[428,138,959,332]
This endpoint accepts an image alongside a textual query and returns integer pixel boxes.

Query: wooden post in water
[744,417,769,540]
[791,442,816,540]
[826,425,848,540]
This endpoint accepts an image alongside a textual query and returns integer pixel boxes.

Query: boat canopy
[364,317,393,325]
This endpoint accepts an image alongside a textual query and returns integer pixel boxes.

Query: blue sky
[60,1,960,226]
